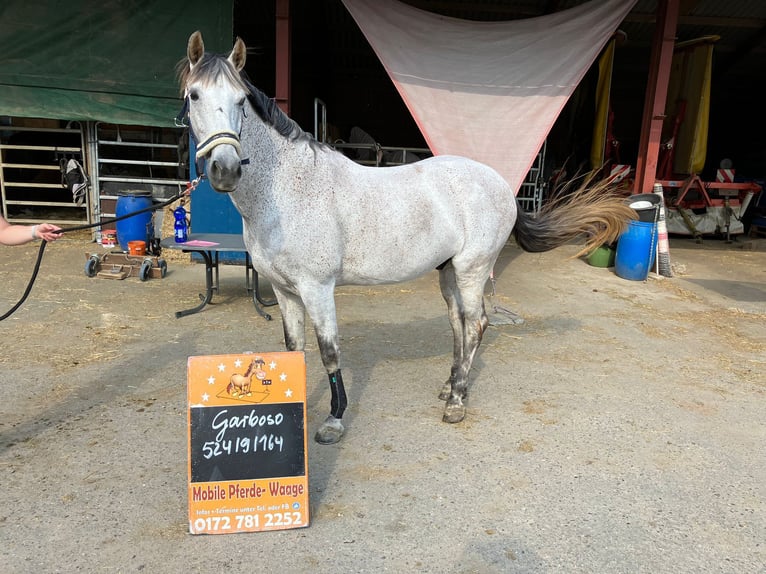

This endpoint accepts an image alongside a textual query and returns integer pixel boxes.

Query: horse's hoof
[438,380,451,401]
[315,416,345,444]
[442,399,466,424]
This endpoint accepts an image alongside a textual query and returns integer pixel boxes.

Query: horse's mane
[242,77,319,146]
[177,52,326,151]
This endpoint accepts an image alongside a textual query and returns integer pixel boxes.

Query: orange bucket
[128,240,147,256]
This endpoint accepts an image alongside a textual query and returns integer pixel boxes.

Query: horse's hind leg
[438,262,464,401]
[442,269,490,424]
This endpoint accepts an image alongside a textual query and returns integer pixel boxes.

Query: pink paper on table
[182,240,220,247]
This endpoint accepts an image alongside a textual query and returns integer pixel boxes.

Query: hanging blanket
[341,0,638,193]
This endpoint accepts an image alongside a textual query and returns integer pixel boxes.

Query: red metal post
[275,0,291,115]
[633,0,680,194]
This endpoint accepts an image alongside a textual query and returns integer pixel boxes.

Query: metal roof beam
[624,13,765,28]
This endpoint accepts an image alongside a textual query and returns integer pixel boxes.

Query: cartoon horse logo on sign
[227,357,266,398]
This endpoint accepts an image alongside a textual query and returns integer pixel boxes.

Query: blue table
[161,233,277,320]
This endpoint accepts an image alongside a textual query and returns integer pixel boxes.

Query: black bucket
[626,193,661,223]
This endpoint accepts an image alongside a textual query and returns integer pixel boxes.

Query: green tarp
[0,1,232,127]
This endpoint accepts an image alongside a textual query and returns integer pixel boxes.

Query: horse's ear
[188,31,205,67]
[228,37,247,72]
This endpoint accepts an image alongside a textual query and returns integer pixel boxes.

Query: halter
[175,95,249,177]
[194,130,242,162]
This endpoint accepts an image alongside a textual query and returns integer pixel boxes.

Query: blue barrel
[115,192,154,252]
[615,220,658,281]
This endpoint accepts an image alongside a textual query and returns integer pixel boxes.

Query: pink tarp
[341,0,638,193]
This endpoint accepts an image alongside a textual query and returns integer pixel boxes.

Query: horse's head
[182,31,248,193]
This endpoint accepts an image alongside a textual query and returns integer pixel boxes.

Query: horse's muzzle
[207,147,242,193]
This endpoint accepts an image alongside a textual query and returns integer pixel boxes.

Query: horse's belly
[338,235,456,285]
[337,265,439,285]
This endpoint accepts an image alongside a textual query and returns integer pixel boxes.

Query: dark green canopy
[0,1,232,126]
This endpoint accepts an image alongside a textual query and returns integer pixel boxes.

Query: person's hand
[34,223,63,242]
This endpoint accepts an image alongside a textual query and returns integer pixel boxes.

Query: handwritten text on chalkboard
[190,402,304,483]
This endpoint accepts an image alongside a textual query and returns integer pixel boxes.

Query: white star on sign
[217,363,226,372]
[234,359,243,368]
[280,372,287,382]
[201,393,210,402]
[269,361,277,370]
[284,388,293,398]
[207,376,216,385]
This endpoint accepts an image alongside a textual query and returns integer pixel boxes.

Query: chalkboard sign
[187,352,309,535]
[190,402,305,482]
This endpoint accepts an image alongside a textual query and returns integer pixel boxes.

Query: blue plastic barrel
[115,192,154,252]
[615,220,658,281]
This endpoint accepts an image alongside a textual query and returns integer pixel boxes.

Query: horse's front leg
[272,286,306,352]
[302,285,346,445]
[274,284,346,444]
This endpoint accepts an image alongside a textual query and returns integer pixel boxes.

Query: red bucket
[102,229,117,248]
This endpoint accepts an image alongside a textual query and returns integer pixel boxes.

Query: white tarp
[341,0,638,193]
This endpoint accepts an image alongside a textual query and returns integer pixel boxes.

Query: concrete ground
[1,233,764,573]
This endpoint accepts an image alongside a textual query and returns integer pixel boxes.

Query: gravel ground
[1,233,764,573]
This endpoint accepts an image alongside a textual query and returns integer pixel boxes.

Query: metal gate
[0,121,88,224]
[88,122,187,240]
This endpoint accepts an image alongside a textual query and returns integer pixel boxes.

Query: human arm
[0,217,62,246]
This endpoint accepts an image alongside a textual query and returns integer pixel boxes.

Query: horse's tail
[512,176,637,258]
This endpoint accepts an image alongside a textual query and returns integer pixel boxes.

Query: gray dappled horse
[179,32,635,444]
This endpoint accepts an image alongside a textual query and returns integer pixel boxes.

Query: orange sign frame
[187,352,309,534]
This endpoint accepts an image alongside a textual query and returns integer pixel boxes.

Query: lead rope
[486,269,525,326]
[0,177,204,321]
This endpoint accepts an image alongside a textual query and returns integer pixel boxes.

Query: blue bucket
[115,192,154,252]
[615,220,658,281]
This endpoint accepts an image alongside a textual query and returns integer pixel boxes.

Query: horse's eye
[189,90,200,102]
[237,96,246,107]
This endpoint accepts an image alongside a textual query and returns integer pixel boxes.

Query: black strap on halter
[174,98,189,129]
[176,98,206,176]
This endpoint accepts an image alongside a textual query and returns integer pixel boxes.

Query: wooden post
[275,0,291,115]
[633,0,680,194]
